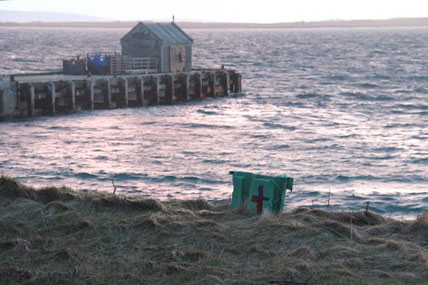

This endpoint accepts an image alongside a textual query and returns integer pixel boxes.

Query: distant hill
[1,12,428,29]
[0,10,111,22]
[181,18,428,29]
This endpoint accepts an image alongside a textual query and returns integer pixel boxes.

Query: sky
[1,0,428,23]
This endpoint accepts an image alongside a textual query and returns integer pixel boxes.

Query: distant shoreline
[2,17,428,29]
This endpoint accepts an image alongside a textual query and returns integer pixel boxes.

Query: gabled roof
[121,22,193,45]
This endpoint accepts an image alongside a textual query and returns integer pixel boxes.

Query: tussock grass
[1,175,428,284]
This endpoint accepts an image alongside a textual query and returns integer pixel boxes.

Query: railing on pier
[86,52,158,75]
[126,57,158,74]
[110,56,158,75]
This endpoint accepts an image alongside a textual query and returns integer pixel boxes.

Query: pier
[0,69,241,118]
[0,21,242,118]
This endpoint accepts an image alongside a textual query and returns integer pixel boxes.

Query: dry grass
[1,176,428,284]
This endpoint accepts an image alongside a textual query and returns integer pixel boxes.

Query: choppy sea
[0,27,427,217]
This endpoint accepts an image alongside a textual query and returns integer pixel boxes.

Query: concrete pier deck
[0,69,241,118]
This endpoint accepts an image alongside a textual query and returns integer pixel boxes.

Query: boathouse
[120,22,193,73]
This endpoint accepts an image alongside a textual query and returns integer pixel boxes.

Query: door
[170,45,186,72]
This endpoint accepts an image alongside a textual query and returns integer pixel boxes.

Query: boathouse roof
[121,22,193,45]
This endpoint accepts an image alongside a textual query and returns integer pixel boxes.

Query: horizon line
[1,9,428,24]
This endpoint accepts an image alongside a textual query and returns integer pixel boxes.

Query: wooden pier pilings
[0,69,241,118]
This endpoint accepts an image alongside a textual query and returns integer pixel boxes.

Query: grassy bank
[1,176,428,284]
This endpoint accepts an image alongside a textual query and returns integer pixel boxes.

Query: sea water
[0,27,427,217]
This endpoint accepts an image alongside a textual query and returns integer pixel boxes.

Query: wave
[336,175,378,182]
[364,155,396,160]
[323,75,348,81]
[197,109,218,115]
[181,123,234,129]
[340,91,394,101]
[406,75,428,81]
[385,123,418,129]
[306,138,332,143]
[414,87,428,94]
[266,144,290,150]
[47,126,74,131]
[357,83,379,89]
[153,175,226,185]
[392,104,428,110]
[296,93,319,99]
[409,158,428,165]
[95,156,108,160]
[337,134,359,139]
[281,101,305,107]
[74,172,98,180]
[263,122,297,131]
[12,58,39,63]
[91,172,228,186]
[202,159,228,165]
[112,173,148,181]
[372,147,400,153]
[368,74,391,80]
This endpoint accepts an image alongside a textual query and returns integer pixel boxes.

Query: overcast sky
[2,0,428,23]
